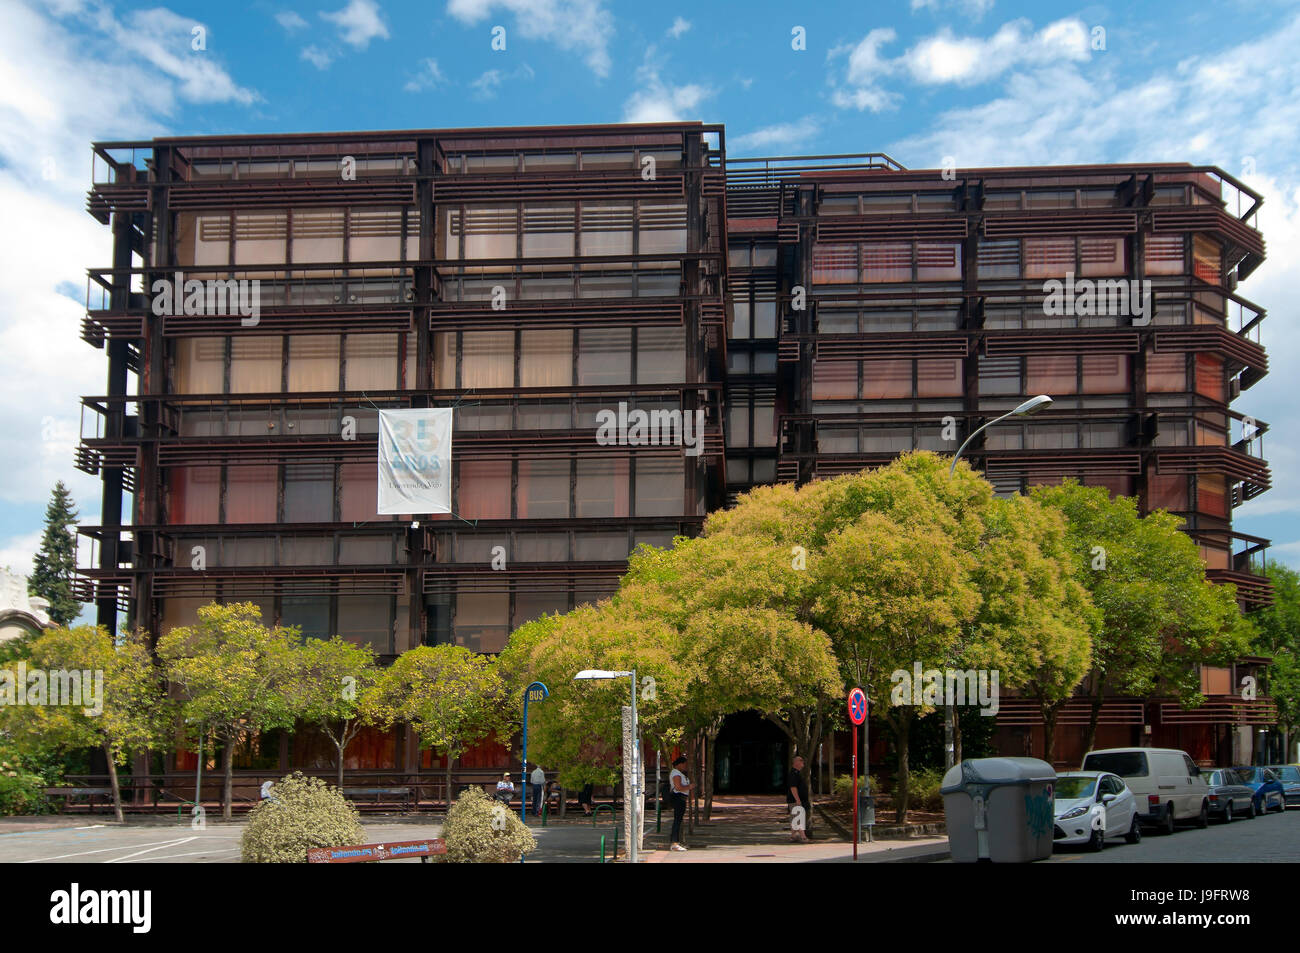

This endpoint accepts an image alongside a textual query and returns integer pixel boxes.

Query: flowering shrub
[440,785,537,863]
[240,772,364,863]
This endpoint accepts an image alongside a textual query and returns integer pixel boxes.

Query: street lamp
[573,668,640,864]
[944,394,1054,771]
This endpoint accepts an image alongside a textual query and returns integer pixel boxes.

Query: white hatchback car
[1053,771,1141,851]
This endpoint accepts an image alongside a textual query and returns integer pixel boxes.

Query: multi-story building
[76,124,1274,781]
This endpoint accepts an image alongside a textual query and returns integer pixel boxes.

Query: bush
[907,767,946,812]
[240,772,364,863]
[832,773,884,805]
[440,785,537,863]
[0,748,52,816]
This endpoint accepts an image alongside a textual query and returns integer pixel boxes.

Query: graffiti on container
[1025,785,1054,839]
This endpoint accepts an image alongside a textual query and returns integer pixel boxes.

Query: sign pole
[521,682,549,826]
[847,686,867,862]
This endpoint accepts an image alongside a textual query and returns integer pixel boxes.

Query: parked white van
[1080,748,1210,834]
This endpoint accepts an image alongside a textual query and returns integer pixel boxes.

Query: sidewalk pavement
[642,834,948,863]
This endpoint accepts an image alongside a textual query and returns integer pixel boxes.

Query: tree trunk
[221,736,235,821]
[1042,704,1059,766]
[703,726,718,821]
[445,756,453,811]
[893,715,912,822]
[1083,676,1105,755]
[104,743,124,824]
[336,740,346,789]
[953,706,963,765]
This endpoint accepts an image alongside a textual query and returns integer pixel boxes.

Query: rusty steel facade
[76,126,1272,665]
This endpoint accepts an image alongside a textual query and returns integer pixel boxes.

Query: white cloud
[404,58,447,92]
[470,64,535,99]
[731,117,820,153]
[667,16,690,39]
[300,45,334,69]
[0,532,43,579]
[101,6,259,104]
[276,10,309,31]
[621,51,712,122]
[321,0,390,49]
[827,18,1091,111]
[446,0,614,77]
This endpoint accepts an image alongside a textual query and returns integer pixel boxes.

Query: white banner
[377,408,453,515]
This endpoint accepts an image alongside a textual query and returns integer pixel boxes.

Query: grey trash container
[941,757,1056,862]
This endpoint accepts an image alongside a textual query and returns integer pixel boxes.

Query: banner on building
[377,408,453,515]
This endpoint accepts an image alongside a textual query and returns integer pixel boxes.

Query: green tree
[157,603,300,820]
[1249,563,1300,755]
[370,645,507,809]
[284,637,381,788]
[1032,481,1254,752]
[0,625,170,822]
[29,481,81,625]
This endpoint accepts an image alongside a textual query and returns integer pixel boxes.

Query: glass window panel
[1195,353,1224,401]
[1081,354,1129,394]
[229,336,282,393]
[291,210,344,263]
[916,242,961,281]
[1146,353,1186,392]
[726,459,749,483]
[461,330,515,388]
[281,536,332,565]
[340,462,382,522]
[458,460,511,520]
[1196,474,1227,517]
[288,334,340,391]
[348,209,402,262]
[168,466,221,524]
[753,300,777,338]
[578,328,631,384]
[1023,238,1075,279]
[174,337,225,394]
[338,595,392,651]
[1079,238,1125,277]
[918,359,963,398]
[339,536,393,564]
[226,466,278,522]
[580,203,633,257]
[575,457,629,517]
[1147,473,1189,512]
[463,205,518,264]
[520,329,573,387]
[862,359,912,399]
[727,405,749,447]
[434,332,456,389]
[453,593,509,654]
[979,356,1021,396]
[513,532,569,561]
[282,594,331,640]
[1193,235,1221,284]
[732,301,751,338]
[752,403,776,447]
[1026,355,1078,395]
[344,334,399,390]
[812,361,857,400]
[813,244,857,284]
[637,326,685,383]
[574,531,629,560]
[513,592,568,630]
[176,214,230,267]
[1025,424,1078,449]
[233,212,286,265]
[754,352,777,374]
[638,201,687,254]
[284,464,334,522]
[518,459,570,518]
[1144,235,1184,276]
[634,457,682,517]
[863,243,911,283]
[522,204,575,258]
[977,240,1020,280]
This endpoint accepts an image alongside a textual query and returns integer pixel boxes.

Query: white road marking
[119,847,241,863]
[20,836,198,863]
[105,836,198,863]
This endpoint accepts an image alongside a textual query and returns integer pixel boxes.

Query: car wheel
[1223,800,1233,823]
[1162,805,1176,835]
[1196,800,1209,829]
[1246,799,1257,819]
[1088,826,1105,852]
[1125,814,1142,845]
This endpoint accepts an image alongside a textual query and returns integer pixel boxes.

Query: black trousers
[671,793,687,842]
[530,782,543,815]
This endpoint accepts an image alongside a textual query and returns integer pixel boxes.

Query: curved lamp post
[574,668,639,864]
[944,394,1053,771]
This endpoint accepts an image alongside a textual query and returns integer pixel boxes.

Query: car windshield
[1271,766,1300,783]
[1082,752,1147,778]
[1055,777,1097,799]
[1205,771,1225,786]
[1236,768,1263,783]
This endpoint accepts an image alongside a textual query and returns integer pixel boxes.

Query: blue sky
[1,0,1298,588]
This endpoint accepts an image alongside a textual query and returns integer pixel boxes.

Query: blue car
[1232,766,1286,813]
[1266,765,1300,809]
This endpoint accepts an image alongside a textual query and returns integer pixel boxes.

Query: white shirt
[497,779,514,791]
[670,768,690,795]
[531,767,545,785]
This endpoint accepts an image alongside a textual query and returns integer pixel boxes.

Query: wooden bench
[45,787,114,813]
[307,838,445,864]
[342,786,413,814]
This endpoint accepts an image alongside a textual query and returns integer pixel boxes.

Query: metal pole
[656,749,662,833]
[630,668,639,864]
[852,721,858,862]
[194,722,204,811]
[521,692,530,825]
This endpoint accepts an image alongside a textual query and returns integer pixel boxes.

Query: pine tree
[29,481,81,625]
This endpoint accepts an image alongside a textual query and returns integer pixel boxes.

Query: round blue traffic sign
[848,687,867,725]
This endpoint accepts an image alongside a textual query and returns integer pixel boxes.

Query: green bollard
[600,834,605,863]
[542,796,548,827]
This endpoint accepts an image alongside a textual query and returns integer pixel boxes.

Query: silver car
[1201,768,1259,821]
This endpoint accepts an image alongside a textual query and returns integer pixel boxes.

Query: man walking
[786,755,813,842]
[530,763,546,817]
